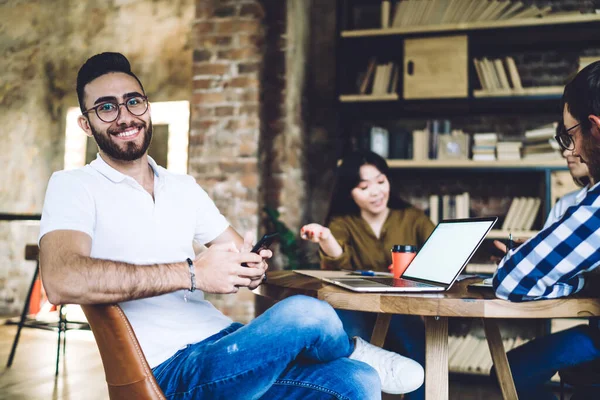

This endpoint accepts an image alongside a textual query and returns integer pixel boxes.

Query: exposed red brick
[191,119,219,131]
[193,92,227,105]
[193,63,229,76]
[193,78,216,90]
[238,34,264,48]
[238,62,260,74]
[194,21,215,34]
[240,3,265,19]
[218,47,260,61]
[216,106,235,117]
[217,19,261,34]
[191,106,216,119]
[214,5,237,18]
[195,3,214,19]
[226,117,259,131]
[229,76,259,88]
[239,104,259,115]
[239,171,259,187]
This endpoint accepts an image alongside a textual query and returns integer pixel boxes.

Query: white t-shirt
[39,155,233,368]
[543,185,590,229]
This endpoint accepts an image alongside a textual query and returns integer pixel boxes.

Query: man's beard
[580,132,600,184]
[91,120,153,162]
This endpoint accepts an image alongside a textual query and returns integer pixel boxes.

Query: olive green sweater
[320,207,435,272]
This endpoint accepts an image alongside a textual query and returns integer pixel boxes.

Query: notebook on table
[296,217,497,293]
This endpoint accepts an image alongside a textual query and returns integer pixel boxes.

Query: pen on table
[342,269,376,276]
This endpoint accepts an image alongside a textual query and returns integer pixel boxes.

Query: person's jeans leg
[335,310,425,400]
[153,295,373,400]
[386,315,425,400]
[490,325,600,400]
[260,357,381,400]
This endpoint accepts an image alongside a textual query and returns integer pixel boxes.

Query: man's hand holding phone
[241,232,276,289]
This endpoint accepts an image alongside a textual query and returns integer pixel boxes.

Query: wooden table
[254,270,600,400]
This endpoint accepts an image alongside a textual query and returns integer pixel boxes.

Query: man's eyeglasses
[83,96,149,123]
[555,123,580,151]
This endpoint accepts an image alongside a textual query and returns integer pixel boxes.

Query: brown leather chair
[82,304,166,400]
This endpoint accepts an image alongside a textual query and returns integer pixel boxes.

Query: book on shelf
[502,196,541,231]
[505,56,523,91]
[381,0,391,28]
[377,0,567,28]
[412,130,429,160]
[449,335,530,375]
[522,123,561,160]
[471,132,498,161]
[496,141,522,161]
[494,59,511,90]
[428,192,470,222]
[359,57,377,94]
[472,56,526,94]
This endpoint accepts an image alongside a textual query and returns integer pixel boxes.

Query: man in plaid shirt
[490,61,600,399]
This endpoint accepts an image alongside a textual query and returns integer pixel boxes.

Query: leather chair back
[81,304,166,400]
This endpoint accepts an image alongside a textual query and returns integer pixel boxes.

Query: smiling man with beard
[36,52,425,399]
[488,61,600,399]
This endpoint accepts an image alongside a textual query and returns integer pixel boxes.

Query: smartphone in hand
[242,232,278,267]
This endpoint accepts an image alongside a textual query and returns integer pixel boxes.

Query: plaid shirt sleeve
[493,183,600,302]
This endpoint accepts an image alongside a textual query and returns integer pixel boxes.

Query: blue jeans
[335,309,425,400]
[490,324,600,399]
[152,295,381,399]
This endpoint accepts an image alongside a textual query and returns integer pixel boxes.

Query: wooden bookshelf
[386,159,565,169]
[339,94,399,102]
[342,13,600,38]
[473,86,564,98]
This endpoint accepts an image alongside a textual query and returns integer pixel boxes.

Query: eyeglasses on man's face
[555,123,580,151]
[83,95,149,123]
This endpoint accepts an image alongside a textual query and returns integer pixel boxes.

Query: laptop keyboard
[365,277,436,288]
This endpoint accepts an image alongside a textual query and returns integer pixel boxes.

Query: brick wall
[191,0,275,236]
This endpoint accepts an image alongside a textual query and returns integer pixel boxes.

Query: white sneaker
[349,336,424,395]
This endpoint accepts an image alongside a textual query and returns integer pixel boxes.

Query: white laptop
[312,217,497,293]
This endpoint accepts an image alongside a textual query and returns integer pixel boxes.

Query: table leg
[483,319,518,400]
[424,316,448,400]
[370,313,392,347]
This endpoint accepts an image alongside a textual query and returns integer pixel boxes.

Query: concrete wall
[0,0,194,315]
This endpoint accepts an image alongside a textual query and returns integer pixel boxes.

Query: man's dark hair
[562,61,600,132]
[76,52,145,113]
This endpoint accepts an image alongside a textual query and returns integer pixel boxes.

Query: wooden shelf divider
[342,13,600,38]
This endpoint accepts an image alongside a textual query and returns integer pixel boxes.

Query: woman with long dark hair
[301,150,434,400]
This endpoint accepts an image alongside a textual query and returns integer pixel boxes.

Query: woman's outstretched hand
[300,223,331,242]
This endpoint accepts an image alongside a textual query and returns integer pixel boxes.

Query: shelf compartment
[342,14,600,38]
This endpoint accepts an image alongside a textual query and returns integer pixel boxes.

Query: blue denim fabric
[334,309,425,400]
[152,295,381,400]
[490,325,600,400]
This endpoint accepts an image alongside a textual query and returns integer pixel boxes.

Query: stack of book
[471,133,498,161]
[358,58,399,95]
[382,0,554,28]
[428,192,470,225]
[521,124,561,160]
[502,197,542,231]
[496,141,522,161]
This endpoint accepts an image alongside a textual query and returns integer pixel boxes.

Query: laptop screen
[401,217,497,285]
